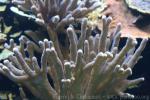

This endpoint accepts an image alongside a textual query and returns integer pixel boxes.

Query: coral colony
[0,0,148,100]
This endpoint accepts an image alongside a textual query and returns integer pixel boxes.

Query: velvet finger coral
[0,15,147,100]
[10,0,101,63]
[11,0,101,30]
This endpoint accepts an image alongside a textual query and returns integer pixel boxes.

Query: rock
[125,0,150,15]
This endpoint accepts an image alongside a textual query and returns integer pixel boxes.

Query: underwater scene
[0,0,150,100]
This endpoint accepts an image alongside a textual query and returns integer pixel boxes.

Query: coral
[10,0,101,62]
[0,15,148,99]
[11,0,101,30]
[0,0,148,100]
